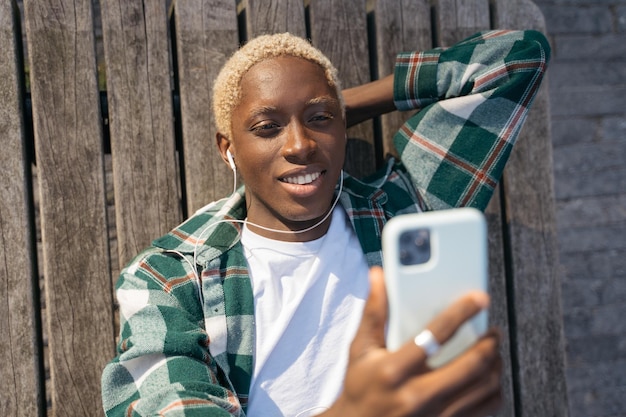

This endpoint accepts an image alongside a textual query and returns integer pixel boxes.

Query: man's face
[227,56,346,240]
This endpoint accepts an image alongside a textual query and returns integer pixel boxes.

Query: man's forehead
[240,57,331,96]
[244,56,323,80]
[245,59,283,82]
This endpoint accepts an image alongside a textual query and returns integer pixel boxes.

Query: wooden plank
[100,0,182,267]
[501,81,568,417]
[484,191,516,417]
[0,1,43,415]
[492,1,569,416]
[492,0,549,32]
[173,0,239,213]
[433,0,491,46]
[23,0,114,414]
[309,0,374,178]
[245,0,306,38]
[373,0,432,158]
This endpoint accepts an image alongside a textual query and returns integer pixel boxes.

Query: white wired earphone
[188,149,344,272]
[226,149,237,194]
[226,149,236,171]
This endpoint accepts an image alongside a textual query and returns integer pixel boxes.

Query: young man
[102,30,550,416]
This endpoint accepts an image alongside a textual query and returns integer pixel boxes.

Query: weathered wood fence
[0,0,568,416]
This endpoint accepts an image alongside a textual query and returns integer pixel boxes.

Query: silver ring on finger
[414,329,441,357]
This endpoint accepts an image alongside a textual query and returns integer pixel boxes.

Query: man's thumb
[350,266,388,358]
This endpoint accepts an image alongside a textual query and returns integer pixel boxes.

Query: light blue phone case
[382,207,489,367]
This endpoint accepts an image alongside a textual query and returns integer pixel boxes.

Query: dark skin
[217,57,346,241]
[217,56,502,416]
[343,73,396,128]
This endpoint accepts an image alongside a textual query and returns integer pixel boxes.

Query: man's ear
[216,132,234,169]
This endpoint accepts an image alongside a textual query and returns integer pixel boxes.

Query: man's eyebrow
[307,96,340,107]
[246,97,338,118]
[246,105,278,119]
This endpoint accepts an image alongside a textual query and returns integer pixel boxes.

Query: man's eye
[250,122,280,135]
[310,113,334,123]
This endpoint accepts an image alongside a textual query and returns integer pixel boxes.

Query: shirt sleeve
[392,30,551,211]
[101,249,243,417]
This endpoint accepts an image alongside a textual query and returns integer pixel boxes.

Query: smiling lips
[280,171,324,185]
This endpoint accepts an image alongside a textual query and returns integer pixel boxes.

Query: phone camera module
[399,228,431,266]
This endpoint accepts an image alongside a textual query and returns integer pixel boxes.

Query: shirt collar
[152,189,247,264]
[151,167,391,266]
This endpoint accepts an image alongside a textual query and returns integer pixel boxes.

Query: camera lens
[399,228,431,265]
[414,230,429,249]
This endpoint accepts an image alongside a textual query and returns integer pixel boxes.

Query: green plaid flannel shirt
[101,30,550,416]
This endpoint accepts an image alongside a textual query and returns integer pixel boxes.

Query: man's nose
[282,122,316,163]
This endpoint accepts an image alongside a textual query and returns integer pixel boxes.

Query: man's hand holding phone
[320,267,503,417]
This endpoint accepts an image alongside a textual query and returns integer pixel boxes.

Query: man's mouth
[279,171,323,185]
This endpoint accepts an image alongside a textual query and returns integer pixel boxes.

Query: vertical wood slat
[492,1,569,416]
[309,0,374,178]
[0,1,43,415]
[246,0,306,39]
[373,0,432,158]
[484,190,516,417]
[100,0,182,268]
[23,0,114,415]
[173,0,238,213]
[434,0,491,47]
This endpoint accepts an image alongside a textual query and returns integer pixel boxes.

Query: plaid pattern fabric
[394,29,550,210]
[101,30,550,416]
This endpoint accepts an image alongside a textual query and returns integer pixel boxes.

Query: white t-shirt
[242,207,370,417]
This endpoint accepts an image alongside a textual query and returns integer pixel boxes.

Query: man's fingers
[427,291,489,346]
[439,334,503,417]
[349,267,388,359]
[390,291,490,377]
[424,331,501,405]
[394,331,502,416]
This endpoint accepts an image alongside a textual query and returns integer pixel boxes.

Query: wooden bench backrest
[0,0,568,416]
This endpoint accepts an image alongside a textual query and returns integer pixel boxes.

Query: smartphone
[382,207,489,368]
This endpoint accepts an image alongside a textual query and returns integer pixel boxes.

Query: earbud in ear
[226,150,236,171]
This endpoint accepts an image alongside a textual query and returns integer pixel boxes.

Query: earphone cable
[192,170,344,272]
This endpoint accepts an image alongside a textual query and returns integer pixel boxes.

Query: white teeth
[283,172,321,185]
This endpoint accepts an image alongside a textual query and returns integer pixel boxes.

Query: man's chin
[280,207,334,230]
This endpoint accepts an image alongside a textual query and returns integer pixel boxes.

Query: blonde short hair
[212,32,344,138]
